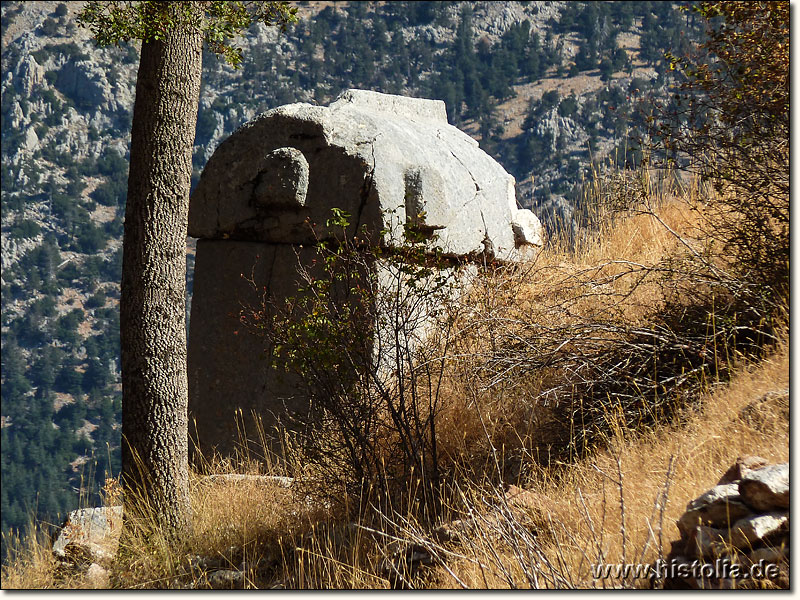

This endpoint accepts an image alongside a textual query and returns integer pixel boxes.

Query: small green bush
[241,209,460,519]
[9,219,41,239]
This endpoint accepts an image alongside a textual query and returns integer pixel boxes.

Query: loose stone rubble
[51,505,122,586]
[663,457,789,589]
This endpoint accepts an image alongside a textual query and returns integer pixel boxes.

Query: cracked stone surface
[189,88,542,260]
[738,463,789,511]
[187,90,543,457]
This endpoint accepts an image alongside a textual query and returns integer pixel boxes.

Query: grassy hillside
[1,1,787,587]
[2,161,788,587]
[1,1,704,551]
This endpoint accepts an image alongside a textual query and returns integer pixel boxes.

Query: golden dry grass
[1,173,788,589]
[428,335,788,589]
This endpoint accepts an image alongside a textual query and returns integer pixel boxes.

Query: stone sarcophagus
[187,89,542,458]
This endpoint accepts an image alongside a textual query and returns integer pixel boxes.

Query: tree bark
[121,6,203,536]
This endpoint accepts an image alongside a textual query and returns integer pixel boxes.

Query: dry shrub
[440,161,784,470]
[3,193,787,588]
[389,333,788,589]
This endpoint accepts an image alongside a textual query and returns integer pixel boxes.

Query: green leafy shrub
[9,219,41,239]
[240,209,461,520]
[84,290,106,309]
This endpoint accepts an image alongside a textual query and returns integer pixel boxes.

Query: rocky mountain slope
[0,0,697,553]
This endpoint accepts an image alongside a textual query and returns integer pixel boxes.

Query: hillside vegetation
[1,1,788,588]
[2,173,788,588]
[1,0,700,550]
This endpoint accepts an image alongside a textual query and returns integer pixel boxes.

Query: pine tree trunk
[120,9,203,536]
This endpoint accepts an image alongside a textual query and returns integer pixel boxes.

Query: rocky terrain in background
[1,0,695,552]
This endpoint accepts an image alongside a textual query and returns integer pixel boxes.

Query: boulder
[52,506,123,566]
[189,88,542,260]
[728,512,788,549]
[739,463,789,511]
[717,455,769,485]
[677,483,751,534]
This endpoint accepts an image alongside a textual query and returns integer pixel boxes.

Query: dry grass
[2,167,788,589]
[426,335,788,589]
[1,527,62,589]
[4,334,787,589]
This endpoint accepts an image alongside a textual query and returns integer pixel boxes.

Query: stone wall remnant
[664,458,789,589]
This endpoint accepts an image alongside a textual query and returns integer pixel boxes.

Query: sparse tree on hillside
[663,1,788,296]
[77,0,297,538]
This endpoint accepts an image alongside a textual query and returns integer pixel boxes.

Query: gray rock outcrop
[12,54,44,96]
[55,58,110,110]
[663,457,789,590]
[187,89,543,457]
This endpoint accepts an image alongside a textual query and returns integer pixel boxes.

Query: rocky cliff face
[2,1,560,269]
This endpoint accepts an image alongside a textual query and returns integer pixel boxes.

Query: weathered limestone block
[188,241,323,454]
[728,512,788,549]
[738,463,789,511]
[52,506,123,566]
[187,89,543,458]
[189,88,541,259]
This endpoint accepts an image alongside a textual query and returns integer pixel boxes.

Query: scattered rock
[717,455,769,485]
[52,506,123,567]
[663,459,789,590]
[84,562,110,589]
[728,512,788,549]
[202,474,294,488]
[738,463,789,511]
[676,483,750,535]
[207,569,246,589]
